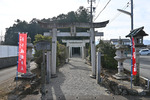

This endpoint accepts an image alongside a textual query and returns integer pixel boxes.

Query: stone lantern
[22,36,34,77]
[113,38,127,79]
[126,26,148,85]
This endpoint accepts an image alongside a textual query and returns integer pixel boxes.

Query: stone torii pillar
[82,46,85,59]
[90,27,96,78]
[51,28,57,77]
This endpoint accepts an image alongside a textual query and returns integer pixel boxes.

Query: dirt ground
[0,67,40,100]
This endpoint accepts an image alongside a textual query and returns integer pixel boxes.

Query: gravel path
[45,57,108,99]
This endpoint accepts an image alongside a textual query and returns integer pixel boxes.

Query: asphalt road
[0,62,37,84]
[124,55,150,79]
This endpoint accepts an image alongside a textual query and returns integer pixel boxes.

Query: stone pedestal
[113,38,127,80]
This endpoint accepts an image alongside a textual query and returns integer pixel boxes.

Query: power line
[94,0,111,21]
[98,1,130,32]
[109,1,130,24]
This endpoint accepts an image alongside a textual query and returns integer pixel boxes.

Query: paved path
[23,58,150,100]
[45,57,107,99]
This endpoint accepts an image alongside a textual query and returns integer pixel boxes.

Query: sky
[0,0,150,42]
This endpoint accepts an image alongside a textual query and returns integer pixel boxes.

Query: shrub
[97,40,117,69]
[57,42,67,67]
[34,34,52,68]
[34,34,66,68]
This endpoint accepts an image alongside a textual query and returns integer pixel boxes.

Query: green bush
[57,42,67,67]
[34,34,66,68]
[97,40,117,69]
[34,34,52,68]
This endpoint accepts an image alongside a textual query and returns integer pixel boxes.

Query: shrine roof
[126,26,148,37]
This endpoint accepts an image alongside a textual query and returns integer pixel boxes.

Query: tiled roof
[126,26,148,37]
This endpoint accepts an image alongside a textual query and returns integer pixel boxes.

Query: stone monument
[113,38,127,79]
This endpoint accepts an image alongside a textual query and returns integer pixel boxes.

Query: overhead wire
[109,1,130,24]
[94,0,111,21]
[97,1,130,33]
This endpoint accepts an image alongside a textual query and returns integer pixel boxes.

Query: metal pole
[131,37,133,89]
[16,32,20,87]
[131,0,134,30]
[130,0,134,89]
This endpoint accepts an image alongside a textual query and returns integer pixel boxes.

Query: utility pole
[90,0,94,26]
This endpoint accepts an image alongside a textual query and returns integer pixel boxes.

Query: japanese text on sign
[18,33,27,73]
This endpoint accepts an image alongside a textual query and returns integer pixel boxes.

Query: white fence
[0,45,18,58]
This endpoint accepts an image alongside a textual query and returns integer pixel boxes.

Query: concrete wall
[0,56,17,69]
[0,45,18,58]
[0,45,18,68]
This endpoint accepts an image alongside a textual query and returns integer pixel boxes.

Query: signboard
[35,41,51,51]
[132,37,137,75]
[18,33,27,73]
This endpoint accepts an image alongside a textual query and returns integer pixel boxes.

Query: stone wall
[0,56,17,69]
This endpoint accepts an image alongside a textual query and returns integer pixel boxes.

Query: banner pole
[131,36,133,89]
[16,32,20,87]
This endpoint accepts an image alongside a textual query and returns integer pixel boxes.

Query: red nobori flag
[18,33,27,73]
[132,37,137,75]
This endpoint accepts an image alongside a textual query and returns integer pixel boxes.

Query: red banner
[132,37,137,75]
[18,33,27,73]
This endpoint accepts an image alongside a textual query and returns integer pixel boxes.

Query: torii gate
[37,20,109,78]
[61,39,90,59]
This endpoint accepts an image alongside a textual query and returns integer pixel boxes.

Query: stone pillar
[46,51,51,83]
[70,47,72,58]
[90,28,96,78]
[69,46,71,58]
[82,46,84,59]
[66,47,69,62]
[51,28,57,77]
[80,47,81,58]
[97,52,101,84]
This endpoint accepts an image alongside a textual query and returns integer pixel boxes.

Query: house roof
[126,26,148,37]
[110,39,130,42]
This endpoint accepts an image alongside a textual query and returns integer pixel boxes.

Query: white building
[110,39,130,46]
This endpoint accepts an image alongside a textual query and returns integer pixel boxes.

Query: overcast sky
[0,0,150,41]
